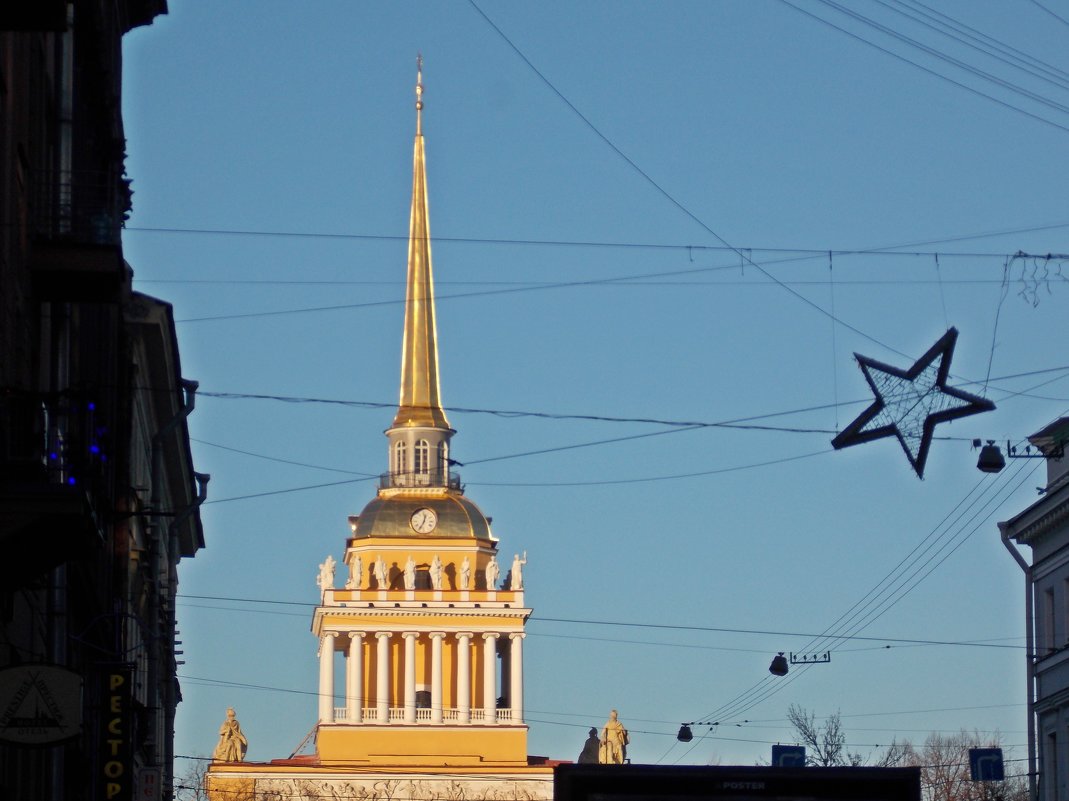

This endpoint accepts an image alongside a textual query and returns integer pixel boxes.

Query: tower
[310,60,531,767]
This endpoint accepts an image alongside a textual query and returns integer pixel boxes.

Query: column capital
[456,631,474,640]
[508,632,526,641]
[347,630,365,641]
[481,632,498,642]
[402,631,419,639]
[429,631,447,641]
[375,631,391,641]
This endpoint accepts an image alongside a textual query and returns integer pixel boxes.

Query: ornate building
[206,66,556,800]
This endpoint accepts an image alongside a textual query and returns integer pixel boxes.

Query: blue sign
[772,745,806,767]
[969,748,1004,781]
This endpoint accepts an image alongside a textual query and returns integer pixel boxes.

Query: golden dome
[352,492,492,540]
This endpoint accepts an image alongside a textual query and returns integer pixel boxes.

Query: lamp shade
[769,652,789,676]
[977,443,1005,473]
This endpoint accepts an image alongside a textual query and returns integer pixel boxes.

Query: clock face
[410,507,438,534]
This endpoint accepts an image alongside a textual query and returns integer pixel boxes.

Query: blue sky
[121,1,1069,772]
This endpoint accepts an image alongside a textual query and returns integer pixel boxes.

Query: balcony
[380,470,462,491]
[29,169,129,302]
[331,707,517,725]
[0,391,105,588]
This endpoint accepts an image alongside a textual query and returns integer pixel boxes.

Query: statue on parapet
[484,554,500,589]
[316,555,336,591]
[430,554,444,589]
[599,709,629,764]
[345,553,362,589]
[511,552,527,589]
[212,707,248,763]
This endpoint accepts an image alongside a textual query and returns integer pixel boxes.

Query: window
[414,439,429,474]
[394,441,407,474]
[1045,587,1056,655]
[438,441,448,472]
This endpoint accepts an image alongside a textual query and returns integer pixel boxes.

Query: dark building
[0,3,206,800]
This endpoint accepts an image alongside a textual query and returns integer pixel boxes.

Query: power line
[680,450,1042,729]
[884,0,1069,91]
[778,0,1069,136]
[175,594,1024,650]
[125,223,1069,256]
[815,0,1069,116]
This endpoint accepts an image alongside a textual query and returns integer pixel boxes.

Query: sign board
[100,666,133,801]
[555,764,920,801]
[138,767,160,801]
[772,745,807,767]
[969,748,1004,782]
[0,665,83,745]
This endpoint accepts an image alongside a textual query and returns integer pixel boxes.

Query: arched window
[394,440,407,475]
[414,439,430,474]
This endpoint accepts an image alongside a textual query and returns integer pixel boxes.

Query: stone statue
[460,556,471,591]
[578,727,600,764]
[404,555,416,590]
[212,707,248,762]
[345,553,362,590]
[484,554,500,590]
[374,555,388,589]
[430,554,443,590]
[317,555,336,591]
[510,552,527,590]
[599,709,628,764]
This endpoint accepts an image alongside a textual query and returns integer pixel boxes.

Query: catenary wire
[777,0,1069,135]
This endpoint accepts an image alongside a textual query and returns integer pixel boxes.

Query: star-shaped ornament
[831,328,994,478]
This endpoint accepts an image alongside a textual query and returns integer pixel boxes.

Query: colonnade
[317,630,524,726]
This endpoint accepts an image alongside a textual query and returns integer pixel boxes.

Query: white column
[347,632,364,723]
[430,632,446,724]
[482,633,497,723]
[376,632,390,723]
[509,633,525,723]
[403,632,418,723]
[457,632,472,724]
[318,631,337,724]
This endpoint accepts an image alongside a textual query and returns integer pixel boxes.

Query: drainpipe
[1001,524,1037,801]
[148,379,197,798]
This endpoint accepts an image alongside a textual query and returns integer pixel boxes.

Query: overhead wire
[671,443,1043,746]
[777,0,1069,136]
[814,0,1069,116]
[124,221,1069,256]
[898,0,1069,84]
[466,0,922,363]
[882,0,1069,91]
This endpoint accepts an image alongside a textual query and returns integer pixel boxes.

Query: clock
[410,507,438,534]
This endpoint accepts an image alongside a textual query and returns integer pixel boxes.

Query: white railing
[329,707,516,724]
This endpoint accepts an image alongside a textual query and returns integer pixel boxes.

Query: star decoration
[831,328,995,478]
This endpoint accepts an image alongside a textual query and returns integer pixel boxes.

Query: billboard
[555,764,920,801]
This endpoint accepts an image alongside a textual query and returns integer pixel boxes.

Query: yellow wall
[316,724,528,766]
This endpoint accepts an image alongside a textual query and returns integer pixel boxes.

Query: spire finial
[415,53,424,136]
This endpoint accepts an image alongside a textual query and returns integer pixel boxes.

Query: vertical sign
[101,666,133,801]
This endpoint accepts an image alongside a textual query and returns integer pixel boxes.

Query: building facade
[206,67,555,800]
[1000,419,1069,801]
[0,4,206,800]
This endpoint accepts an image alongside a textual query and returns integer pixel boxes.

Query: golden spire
[392,56,450,430]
